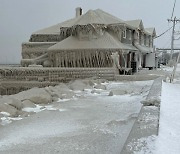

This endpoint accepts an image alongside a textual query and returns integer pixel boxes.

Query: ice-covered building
[21,8,156,71]
[0,8,156,95]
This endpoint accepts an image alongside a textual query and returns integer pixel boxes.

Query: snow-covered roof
[32,9,155,38]
[93,9,124,24]
[134,43,153,53]
[33,9,124,35]
[33,17,80,35]
[125,19,144,30]
[48,32,137,51]
[145,28,156,37]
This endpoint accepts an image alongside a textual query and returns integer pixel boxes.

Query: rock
[94,84,106,90]
[110,89,127,95]
[91,89,101,94]
[0,103,18,117]
[52,96,59,102]
[69,80,91,91]
[108,91,113,96]
[12,87,52,104]
[44,86,55,96]
[142,98,160,107]
[22,100,36,108]
[55,83,70,91]
[59,92,74,100]
[0,97,23,110]
[90,79,109,85]
[48,84,75,101]
[0,113,3,118]
[17,110,31,117]
[0,113,3,123]
[82,79,95,86]
[7,98,23,110]
[97,79,108,84]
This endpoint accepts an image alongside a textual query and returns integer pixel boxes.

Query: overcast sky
[0,0,180,64]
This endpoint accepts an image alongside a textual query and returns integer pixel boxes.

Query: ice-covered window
[128,30,132,40]
[144,34,146,46]
[122,29,126,38]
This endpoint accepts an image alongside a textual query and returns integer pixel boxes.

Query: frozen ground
[128,64,180,154]
[0,80,152,154]
[156,64,180,154]
[1,64,180,154]
[156,82,180,154]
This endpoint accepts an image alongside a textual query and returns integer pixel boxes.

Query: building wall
[29,34,61,42]
[22,42,56,59]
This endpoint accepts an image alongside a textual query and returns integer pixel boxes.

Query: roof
[73,9,124,25]
[33,17,80,34]
[145,28,156,36]
[32,9,155,38]
[125,19,144,30]
[48,32,137,51]
[94,9,124,24]
[134,43,153,53]
[33,9,124,35]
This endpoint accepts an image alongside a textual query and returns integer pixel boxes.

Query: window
[137,32,139,39]
[149,36,152,47]
[139,32,141,44]
[129,30,132,40]
[144,34,146,46]
[122,29,126,38]
[146,35,150,47]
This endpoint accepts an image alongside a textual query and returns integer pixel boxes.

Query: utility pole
[167,17,180,65]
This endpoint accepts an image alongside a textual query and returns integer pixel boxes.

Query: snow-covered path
[156,82,180,154]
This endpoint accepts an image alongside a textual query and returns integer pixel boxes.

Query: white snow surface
[155,82,180,154]
[135,65,180,154]
[0,80,153,153]
[132,135,156,154]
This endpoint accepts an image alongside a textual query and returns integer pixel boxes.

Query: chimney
[76,7,82,17]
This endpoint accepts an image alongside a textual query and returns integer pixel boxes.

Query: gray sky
[0,0,180,64]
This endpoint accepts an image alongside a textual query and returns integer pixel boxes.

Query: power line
[155,26,173,39]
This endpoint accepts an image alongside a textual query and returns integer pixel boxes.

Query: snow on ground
[161,64,180,72]
[155,82,180,154]
[134,64,180,154]
[130,135,156,154]
[0,80,153,154]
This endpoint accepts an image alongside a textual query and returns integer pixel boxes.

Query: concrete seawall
[115,74,161,81]
[121,77,163,153]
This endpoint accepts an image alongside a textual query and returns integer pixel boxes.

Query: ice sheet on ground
[0,80,153,153]
[0,119,82,151]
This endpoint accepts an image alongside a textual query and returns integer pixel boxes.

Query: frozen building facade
[0,8,156,95]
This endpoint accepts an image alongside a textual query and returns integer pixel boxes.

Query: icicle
[96,51,100,67]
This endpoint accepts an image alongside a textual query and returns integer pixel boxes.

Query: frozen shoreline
[0,79,153,153]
